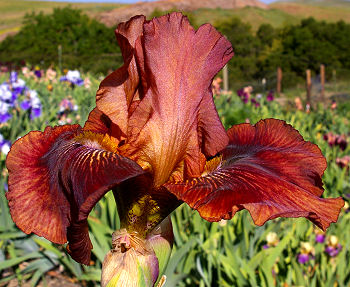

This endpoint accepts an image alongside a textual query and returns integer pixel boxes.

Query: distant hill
[98,0,268,27]
[97,0,350,30]
[277,0,350,5]
[270,1,350,24]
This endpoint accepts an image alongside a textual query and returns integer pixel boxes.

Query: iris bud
[101,217,173,287]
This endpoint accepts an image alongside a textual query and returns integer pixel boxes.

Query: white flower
[328,235,339,247]
[1,142,10,155]
[300,242,314,254]
[0,84,12,101]
[12,78,26,89]
[0,101,10,114]
[66,70,81,82]
[266,232,279,246]
[31,98,41,109]
[29,90,38,98]
[29,90,41,108]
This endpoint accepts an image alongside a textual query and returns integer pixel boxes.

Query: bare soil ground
[5,277,81,287]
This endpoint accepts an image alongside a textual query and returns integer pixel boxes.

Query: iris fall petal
[6,125,146,264]
[165,119,344,231]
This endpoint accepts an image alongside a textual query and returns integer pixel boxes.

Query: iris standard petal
[126,13,233,186]
[84,107,111,134]
[6,125,146,264]
[84,107,126,143]
[96,16,145,136]
[165,119,344,231]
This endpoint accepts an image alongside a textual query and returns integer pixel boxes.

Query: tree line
[0,7,121,74]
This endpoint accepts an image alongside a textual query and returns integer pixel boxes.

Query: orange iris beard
[5,13,344,268]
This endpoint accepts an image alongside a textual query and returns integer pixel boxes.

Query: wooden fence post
[306,69,312,105]
[320,64,325,103]
[223,64,229,91]
[277,67,282,94]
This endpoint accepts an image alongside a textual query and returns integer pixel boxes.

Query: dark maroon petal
[6,125,78,245]
[165,119,344,231]
[6,125,145,264]
[66,220,92,265]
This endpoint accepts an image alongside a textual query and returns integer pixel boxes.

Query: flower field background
[0,67,349,287]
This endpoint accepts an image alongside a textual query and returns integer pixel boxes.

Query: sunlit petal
[127,13,233,186]
[165,119,344,231]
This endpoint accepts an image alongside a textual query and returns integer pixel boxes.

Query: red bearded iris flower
[5,13,344,286]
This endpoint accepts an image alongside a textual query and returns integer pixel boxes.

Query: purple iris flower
[237,89,244,98]
[60,76,68,82]
[0,113,12,123]
[12,87,25,99]
[237,89,253,104]
[242,93,249,104]
[297,253,310,264]
[72,78,84,86]
[251,98,260,107]
[20,100,31,111]
[34,70,42,78]
[11,87,21,97]
[315,234,326,244]
[325,244,342,257]
[10,71,18,83]
[267,91,274,102]
[20,90,42,120]
[30,107,42,120]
